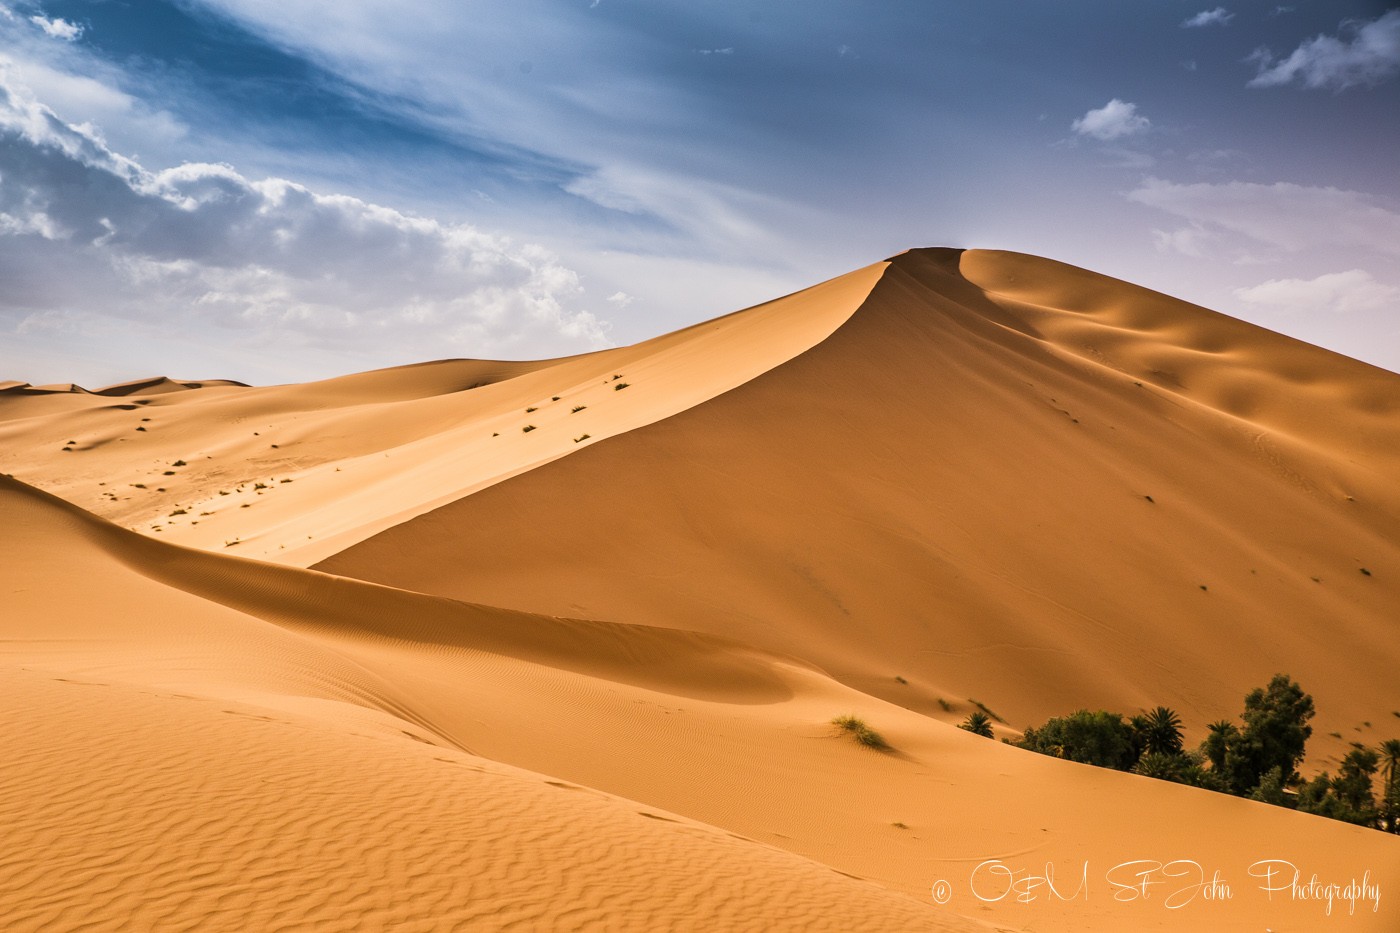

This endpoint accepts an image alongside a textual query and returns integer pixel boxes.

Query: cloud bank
[1248,10,1400,90]
[0,67,607,367]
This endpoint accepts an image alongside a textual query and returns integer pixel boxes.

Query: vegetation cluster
[987,675,1399,833]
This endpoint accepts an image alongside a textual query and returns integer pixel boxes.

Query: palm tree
[1140,706,1185,756]
[1202,719,1238,778]
[1380,739,1400,790]
[1380,739,1400,833]
[959,711,994,738]
[1134,751,1187,783]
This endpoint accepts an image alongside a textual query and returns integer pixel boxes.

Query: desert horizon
[4,246,1398,931]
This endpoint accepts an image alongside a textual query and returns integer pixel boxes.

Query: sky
[1,0,1398,385]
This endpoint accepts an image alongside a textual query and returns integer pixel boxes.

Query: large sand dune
[317,249,1400,764]
[4,248,1398,930]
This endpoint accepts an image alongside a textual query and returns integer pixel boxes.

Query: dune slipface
[3,248,1398,932]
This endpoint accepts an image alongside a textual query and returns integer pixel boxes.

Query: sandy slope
[2,474,983,932]
[318,248,1400,768]
[4,475,1396,932]
[7,671,990,933]
[4,247,1400,931]
[0,260,883,564]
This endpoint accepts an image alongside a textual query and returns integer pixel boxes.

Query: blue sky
[1,0,1398,383]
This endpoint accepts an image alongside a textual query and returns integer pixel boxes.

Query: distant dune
[0,376,251,396]
[3,248,1397,931]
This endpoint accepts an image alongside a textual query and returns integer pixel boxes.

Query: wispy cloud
[29,15,82,41]
[1152,225,1214,258]
[1234,270,1400,316]
[1071,99,1150,141]
[0,68,607,365]
[1248,10,1400,90]
[696,47,734,56]
[1183,8,1233,28]
[1128,178,1400,256]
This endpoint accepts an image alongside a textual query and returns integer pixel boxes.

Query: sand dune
[4,247,1399,930]
[0,261,883,564]
[317,249,1400,766]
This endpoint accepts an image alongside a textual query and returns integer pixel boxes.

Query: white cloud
[0,54,186,154]
[1234,270,1400,316]
[1183,8,1233,28]
[605,291,634,307]
[1071,99,1150,141]
[1248,10,1400,90]
[696,47,734,56]
[0,68,608,364]
[29,15,82,41]
[1127,178,1400,257]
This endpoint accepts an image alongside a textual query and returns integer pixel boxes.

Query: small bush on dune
[832,715,889,750]
[969,699,1005,724]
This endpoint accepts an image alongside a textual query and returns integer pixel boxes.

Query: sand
[3,247,1397,931]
